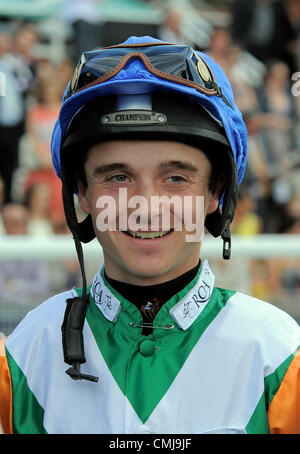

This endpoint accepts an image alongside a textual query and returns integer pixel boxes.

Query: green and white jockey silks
[2,260,300,434]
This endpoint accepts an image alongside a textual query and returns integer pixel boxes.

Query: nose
[126,180,182,232]
[128,180,160,230]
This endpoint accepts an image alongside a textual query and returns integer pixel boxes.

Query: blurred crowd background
[0,0,300,333]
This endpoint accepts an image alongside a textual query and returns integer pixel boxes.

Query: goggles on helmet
[64,42,232,109]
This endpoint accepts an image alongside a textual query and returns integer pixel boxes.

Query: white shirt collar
[90,260,215,330]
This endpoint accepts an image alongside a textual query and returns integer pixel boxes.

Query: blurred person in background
[33,58,74,101]
[23,181,54,236]
[26,77,61,169]
[231,0,297,72]
[287,0,300,35]
[20,75,65,230]
[0,176,5,233]
[252,60,300,232]
[206,27,232,76]
[231,188,262,236]
[255,60,298,178]
[22,180,81,296]
[230,57,299,234]
[61,0,104,62]
[0,29,25,204]
[57,59,75,96]
[0,21,39,203]
[157,5,185,45]
[1,203,28,236]
[287,0,300,70]
[11,22,38,92]
[0,203,51,304]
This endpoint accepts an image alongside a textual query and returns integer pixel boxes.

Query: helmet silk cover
[51,35,247,185]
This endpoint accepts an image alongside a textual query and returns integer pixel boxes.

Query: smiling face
[77,140,219,285]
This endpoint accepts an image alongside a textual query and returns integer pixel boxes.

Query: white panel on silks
[146,292,300,434]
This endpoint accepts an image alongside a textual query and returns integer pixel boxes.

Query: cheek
[182,195,206,227]
[182,191,217,226]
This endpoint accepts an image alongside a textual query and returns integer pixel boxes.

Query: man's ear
[77,180,90,214]
[207,179,224,215]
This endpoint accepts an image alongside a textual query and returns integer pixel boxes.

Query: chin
[127,261,172,280]
[99,230,200,284]
[111,252,196,285]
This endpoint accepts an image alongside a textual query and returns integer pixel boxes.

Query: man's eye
[168,175,187,183]
[108,174,129,182]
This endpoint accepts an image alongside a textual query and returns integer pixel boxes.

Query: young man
[0,36,299,434]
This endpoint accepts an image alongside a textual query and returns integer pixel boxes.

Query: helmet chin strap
[60,165,99,383]
[204,150,239,260]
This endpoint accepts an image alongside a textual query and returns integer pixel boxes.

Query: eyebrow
[92,163,129,176]
[91,160,199,177]
[158,160,199,172]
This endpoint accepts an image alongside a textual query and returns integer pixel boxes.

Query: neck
[102,246,201,286]
[104,260,201,306]
[104,261,201,335]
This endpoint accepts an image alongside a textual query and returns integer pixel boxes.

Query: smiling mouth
[125,230,173,239]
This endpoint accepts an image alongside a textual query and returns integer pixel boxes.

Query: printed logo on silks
[91,269,121,322]
[101,111,167,126]
[170,260,215,330]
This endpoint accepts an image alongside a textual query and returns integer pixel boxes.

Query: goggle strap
[211,81,232,108]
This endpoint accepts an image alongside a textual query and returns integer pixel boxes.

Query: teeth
[128,231,170,239]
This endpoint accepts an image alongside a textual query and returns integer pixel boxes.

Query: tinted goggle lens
[66,45,217,99]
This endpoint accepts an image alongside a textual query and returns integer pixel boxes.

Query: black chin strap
[60,167,99,383]
[205,151,238,260]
